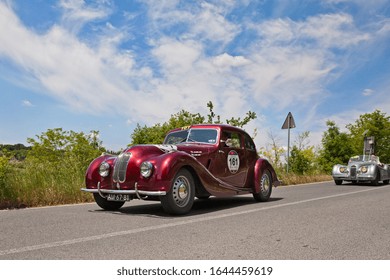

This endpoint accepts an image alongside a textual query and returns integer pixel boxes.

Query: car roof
[167,123,248,134]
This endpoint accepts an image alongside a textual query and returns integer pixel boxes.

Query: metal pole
[363,137,366,160]
[287,116,290,173]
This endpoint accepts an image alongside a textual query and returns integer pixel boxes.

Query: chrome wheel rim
[172,176,190,207]
[260,173,271,196]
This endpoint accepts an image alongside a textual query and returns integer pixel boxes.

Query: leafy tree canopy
[318,121,355,173]
[130,110,205,145]
[130,101,257,145]
[289,131,316,175]
[346,109,390,163]
[27,128,105,168]
[207,101,257,128]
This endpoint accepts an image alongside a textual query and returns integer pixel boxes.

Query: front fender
[332,164,342,176]
[85,154,114,188]
[152,151,194,181]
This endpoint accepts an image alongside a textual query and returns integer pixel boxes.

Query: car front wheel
[160,169,195,215]
[253,170,272,202]
[371,170,380,186]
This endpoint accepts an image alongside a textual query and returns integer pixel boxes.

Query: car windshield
[164,129,218,145]
[349,155,379,163]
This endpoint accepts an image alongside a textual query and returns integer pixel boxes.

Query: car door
[213,130,249,187]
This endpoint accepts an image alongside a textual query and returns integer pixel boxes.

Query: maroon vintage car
[82,124,280,214]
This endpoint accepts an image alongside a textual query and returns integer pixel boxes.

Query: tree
[289,131,316,174]
[346,110,390,163]
[130,101,257,145]
[207,101,257,128]
[0,144,30,160]
[27,128,105,169]
[130,110,205,145]
[259,130,285,172]
[207,101,221,124]
[318,121,354,173]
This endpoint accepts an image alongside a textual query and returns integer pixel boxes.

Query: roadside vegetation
[1,104,389,209]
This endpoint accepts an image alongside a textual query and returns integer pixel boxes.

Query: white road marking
[1,185,389,256]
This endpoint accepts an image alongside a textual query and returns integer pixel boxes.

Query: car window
[244,134,256,151]
[222,131,242,149]
[188,129,218,144]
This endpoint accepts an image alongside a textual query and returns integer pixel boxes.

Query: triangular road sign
[281,112,296,129]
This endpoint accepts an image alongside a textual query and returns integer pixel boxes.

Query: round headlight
[360,166,368,173]
[339,167,346,173]
[99,162,110,177]
[140,161,153,178]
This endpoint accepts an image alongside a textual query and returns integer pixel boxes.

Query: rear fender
[254,158,280,193]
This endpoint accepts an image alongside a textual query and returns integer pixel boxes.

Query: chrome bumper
[332,175,374,181]
[81,182,166,200]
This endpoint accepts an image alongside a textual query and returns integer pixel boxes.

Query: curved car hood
[153,144,178,153]
[123,143,213,157]
[348,161,373,167]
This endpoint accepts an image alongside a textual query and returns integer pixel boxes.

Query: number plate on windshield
[107,194,131,201]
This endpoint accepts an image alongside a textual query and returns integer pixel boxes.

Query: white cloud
[243,47,333,110]
[301,14,370,48]
[21,100,33,107]
[152,38,202,74]
[0,2,138,114]
[237,12,375,114]
[142,0,240,46]
[256,13,370,48]
[212,53,251,69]
[190,2,240,44]
[362,89,374,96]
[59,0,111,33]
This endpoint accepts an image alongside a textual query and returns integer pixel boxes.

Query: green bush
[0,157,18,208]
[4,158,93,208]
[0,128,103,209]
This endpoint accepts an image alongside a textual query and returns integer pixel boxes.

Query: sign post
[281,112,296,173]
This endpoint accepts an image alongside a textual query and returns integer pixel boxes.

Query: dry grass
[0,160,93,209]
[278,173,332,186]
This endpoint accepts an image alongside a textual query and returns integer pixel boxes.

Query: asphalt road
[1,181,389,260]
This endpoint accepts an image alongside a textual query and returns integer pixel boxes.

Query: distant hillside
[0,144,31,160]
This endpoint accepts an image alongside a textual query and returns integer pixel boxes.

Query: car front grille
[350,166,357,179]
[113,152,131,183]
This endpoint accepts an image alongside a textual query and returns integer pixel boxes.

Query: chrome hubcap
[261,173,270,196]
[172,176,190,207]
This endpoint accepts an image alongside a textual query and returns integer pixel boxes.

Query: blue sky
[1,0,389,151]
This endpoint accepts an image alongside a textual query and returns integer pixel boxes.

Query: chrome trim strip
[81,187,166,196]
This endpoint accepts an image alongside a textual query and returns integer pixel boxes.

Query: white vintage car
[332,155,390,186]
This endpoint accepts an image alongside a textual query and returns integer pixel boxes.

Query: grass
[0,159,93,209]
[278,172,332,186]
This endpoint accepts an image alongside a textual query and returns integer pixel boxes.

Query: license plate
[107,194,131,201]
